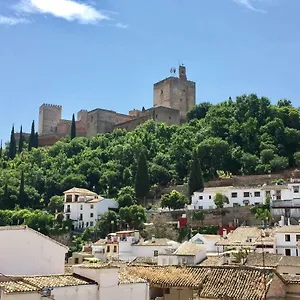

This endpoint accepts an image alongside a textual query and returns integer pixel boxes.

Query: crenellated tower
[38,104,62,135]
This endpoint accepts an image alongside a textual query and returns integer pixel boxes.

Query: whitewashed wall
[0,228,67,275]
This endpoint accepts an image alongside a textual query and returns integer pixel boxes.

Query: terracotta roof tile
[245,253,282,268]
[118,269,147,284]
[198,256,222,266]
[216,227,262,247]
[174,242,205,256]
[126,265,278,299]
[0,274,95,294]
[275,225,300,233]
[135,238,178,247]
[63,187,97,196]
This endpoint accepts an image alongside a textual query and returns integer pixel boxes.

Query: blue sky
[0,0,299,143]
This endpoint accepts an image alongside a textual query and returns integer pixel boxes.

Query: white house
[158,241,206,266]
[63,187,119,229]
[189,184,292,210]
[275,225,300,256]
[0,263,149,300]
[189,233,220,253]
[0,226,68,276]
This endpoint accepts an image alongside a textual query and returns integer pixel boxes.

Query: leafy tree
[269,155,289,172]
[134,151,150,203]
[18,126,24,153]
[117,186,136,208]
[188,149,204,196]
[71,114,76,140]
[95,210,119,238]
[192,211,205,225]
[119,205,146,229]
[213,192,229,208]
[161,190,187,210]
[260,149,275,165]
[8,125,16,159]
[143,214,178,241]
[187,102,212,121]
[294,152,300,167]
[48,195,64,213]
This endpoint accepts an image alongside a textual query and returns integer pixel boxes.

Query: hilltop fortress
[37,66,196,146]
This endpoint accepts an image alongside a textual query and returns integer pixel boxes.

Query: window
[169,116,171,120]
[90,204,94,209]
[90,213,94,218]
[90,221,94,226]
[231,192,237,198]
[297,235,300,242]
[285,249,291,256]
[255,202,260,206]
[285,234,291,242]
[113,246,117,253]
[154,250,158,257]
[198,206,203,209]
[74,258,79,264]
[161,90,163,94]
[254,191,260,197]
[86,222,89,227]
[198,195,203,200]
[106,246,110,253]
[244,192,250,197]
[66,215,70,220]
[209,195,212,199]
[66,205,70,213]
[276,191,281,200]
[294,186,300,193]
[79,214,83,221]
[80,205,83,210]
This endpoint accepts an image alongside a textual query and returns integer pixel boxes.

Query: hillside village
[2,66,300,299]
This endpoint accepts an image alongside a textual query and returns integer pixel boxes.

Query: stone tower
[153,65,196,122]
[38,104,62,135]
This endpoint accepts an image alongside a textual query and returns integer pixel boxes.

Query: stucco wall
[0,228,67,275]
[3,285,97,300]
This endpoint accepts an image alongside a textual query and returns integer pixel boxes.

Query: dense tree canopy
[1,94,300,209]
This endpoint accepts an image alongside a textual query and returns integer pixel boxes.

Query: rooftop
[0,274,95,294]
[174,241,205,256]
[245,252,300,268]
[198,256,222,266]
[118,268,148,284]
[126,265,278,299]
[63,187,98,196]
[275,225,300,233]
[135,238,179,247]
[0,225,68,250]
[216,226,262,246]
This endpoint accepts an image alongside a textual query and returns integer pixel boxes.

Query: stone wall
[56,119,87,136]
[38,104,62,135]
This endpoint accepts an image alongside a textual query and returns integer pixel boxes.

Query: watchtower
[38,104,62,135]
[153,65,196,122]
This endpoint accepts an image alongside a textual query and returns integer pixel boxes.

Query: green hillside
[1,94,300,210]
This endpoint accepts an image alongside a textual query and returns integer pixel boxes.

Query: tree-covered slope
[1,94,300,209]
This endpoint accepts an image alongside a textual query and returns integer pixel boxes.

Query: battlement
[40,103,62,108]
[78,109,88,112]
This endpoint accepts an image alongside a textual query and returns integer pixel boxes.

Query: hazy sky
[0,0,298,142]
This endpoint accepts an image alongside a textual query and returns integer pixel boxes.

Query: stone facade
[35,66,195,145]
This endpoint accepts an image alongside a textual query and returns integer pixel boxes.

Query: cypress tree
[0,140,2,159]
[71,114,76,139]
[18,170,25,208]
[188,149,204,197]
[134,151,150,204]
[18,126,24,153]
[8,125,16,159]
[34,132,39,148]
[28,120,35,151]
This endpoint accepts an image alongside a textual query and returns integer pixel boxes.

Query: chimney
[288,218,291,226]
[223,229,227,238]
[152,235,155,243]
